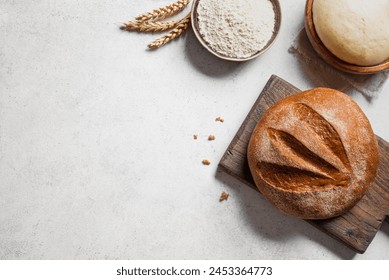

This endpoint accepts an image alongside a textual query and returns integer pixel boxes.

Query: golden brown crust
[247,88,379,219]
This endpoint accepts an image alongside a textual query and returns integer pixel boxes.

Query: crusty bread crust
[247,88,379,219]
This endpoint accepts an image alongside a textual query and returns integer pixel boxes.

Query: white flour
[197,0,276,58]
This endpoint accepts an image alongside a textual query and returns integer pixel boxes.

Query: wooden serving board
[218,75,389,253]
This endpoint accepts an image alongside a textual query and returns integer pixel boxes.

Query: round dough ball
[313,0,389,66]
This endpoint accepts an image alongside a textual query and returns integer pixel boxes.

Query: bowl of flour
[191,0,281,61]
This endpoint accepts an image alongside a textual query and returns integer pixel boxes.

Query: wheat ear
[147,13,191,49]
[136,0,190,22]
[121,20,180,32]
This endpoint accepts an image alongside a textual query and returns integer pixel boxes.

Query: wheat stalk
[121,19,180,32]
[147,13,191,49]
[136,0,190,22]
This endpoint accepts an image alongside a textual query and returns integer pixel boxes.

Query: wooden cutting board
[218,75,389,253]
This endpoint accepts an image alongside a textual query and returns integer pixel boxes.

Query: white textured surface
[0,0,388,259]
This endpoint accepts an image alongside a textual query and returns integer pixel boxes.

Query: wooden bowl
[305,0,389,74]
[191,0,282,62]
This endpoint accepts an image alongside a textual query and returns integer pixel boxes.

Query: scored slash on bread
[262,103,351,189]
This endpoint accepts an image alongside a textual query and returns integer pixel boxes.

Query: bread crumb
[193,133,198,140]
[208,135,216,141]
[215,117,224,122]
[219,192,229,201]
[202,159,211,165]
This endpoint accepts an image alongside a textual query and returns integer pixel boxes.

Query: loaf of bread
[312,0,389,66]
[247,88,379,219]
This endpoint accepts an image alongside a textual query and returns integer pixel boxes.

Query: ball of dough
[313,0,389,66]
